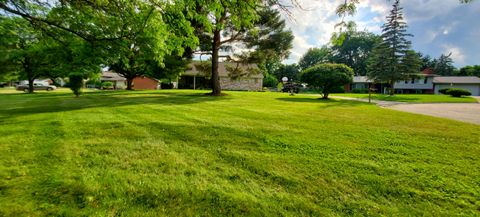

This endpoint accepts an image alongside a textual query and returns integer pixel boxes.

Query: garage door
[435,84,480,96]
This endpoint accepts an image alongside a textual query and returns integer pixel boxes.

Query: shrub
[277,82,283,92]
[102,81,113,89]
[446,88,471,97]
[263,74,278,88]
[330,85,345,93]
[352,88,368,93]
[301,63,353,99]
[68,73,83,97]
[439,88,451,95]
[86,79,101,87]
[161,82,174,89]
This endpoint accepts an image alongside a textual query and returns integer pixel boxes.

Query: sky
[282,0,480,67]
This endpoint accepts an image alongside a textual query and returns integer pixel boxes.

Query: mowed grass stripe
[0,89,479,216]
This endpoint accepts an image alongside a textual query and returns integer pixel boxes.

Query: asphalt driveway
[332,96,480,124]
[389,103,480,125]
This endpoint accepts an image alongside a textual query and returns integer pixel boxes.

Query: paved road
[332,96,480,125]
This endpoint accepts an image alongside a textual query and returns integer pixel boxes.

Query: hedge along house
[178,62,263,91]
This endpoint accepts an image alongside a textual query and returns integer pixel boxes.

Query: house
[346,72,480,96]
[132,76,160,90]
[433,76,480,96]
[178,62,263,91]
[393,69,436,94]
[101,71,126,89]
[101,71,160,90]
[344,76,372,92]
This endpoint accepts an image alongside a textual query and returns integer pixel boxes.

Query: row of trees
[270,0,476,97]
[0,0,295,95]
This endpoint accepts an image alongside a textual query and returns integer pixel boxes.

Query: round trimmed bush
[439,88,451,95]
[446,88,471,97]
[301,63,353,99]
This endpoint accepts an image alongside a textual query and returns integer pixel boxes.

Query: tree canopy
[298,47,333,71]
[301,63,353,99]
[367,0,414,95]
[330,26,380,76]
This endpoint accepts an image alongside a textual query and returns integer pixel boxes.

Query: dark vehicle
[282,83,302,94]
[16,83,57,92]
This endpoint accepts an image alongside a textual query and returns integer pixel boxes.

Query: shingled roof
[433,76,480,84]
[101,71,126,81]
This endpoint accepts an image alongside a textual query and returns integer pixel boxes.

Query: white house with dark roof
[433,76,480,96]
[348,74,480,96]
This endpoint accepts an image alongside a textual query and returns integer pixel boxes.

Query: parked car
[16,83,57,92]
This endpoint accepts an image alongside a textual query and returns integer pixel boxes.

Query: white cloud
[280,0,480,66]
[441,44,466,65]
[282,0,356,63]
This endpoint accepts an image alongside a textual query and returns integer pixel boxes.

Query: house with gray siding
[347,70,480,95]
[433,76,480,96]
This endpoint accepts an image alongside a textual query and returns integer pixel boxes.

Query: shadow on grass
[0,91,229,120]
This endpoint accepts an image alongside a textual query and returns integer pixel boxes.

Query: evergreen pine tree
[367,0,413,95]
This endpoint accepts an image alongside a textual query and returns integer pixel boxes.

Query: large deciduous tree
[182,0,261,95]
[183,1,293,95]
[330,24,380,76]
[0,17,69,93]
[1,0,198,91]
[298,47,333,71]
[273,64,300,82]
[458,65,480,77]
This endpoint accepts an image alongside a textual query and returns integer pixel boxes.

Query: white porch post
[193,75,196,90]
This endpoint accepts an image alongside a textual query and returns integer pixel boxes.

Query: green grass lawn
[332,93,478,103]
[1,89,479,216]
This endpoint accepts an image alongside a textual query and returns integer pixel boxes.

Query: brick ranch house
[132,76,160,90]
[100,71,159,90]
[178,62,263,91]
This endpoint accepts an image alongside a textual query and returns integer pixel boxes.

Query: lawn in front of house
[0,90,479,216]
[332,93,478,103]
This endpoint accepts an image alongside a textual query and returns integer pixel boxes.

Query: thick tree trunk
[27,78,34,94]
[126,78,134,90]
[25,58,34,94]
[210,30,222,96]
[323,89,329,99]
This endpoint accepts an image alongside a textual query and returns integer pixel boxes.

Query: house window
[411,78,415,84]
[424,78,428,84]
[405,80,408,84]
